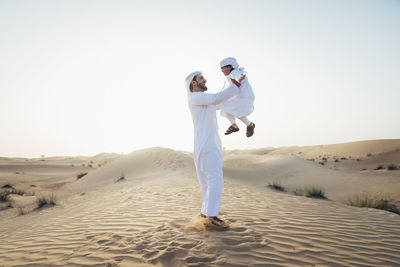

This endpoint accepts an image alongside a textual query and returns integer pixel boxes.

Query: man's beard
[198,83,208,91]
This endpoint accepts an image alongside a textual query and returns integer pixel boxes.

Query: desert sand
[1,140,400,266]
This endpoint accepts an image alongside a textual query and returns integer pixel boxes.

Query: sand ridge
[1,140,400,266]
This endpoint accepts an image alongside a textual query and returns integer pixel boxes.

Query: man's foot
[205,216,230,230]
[199,213,207,218]
[246,122,255,137]
[225,124,239,135]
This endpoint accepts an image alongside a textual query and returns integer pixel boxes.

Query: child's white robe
[221,70,255,119]
[188,84,239,216]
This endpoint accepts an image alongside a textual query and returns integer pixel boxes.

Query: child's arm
[229,69,247,82]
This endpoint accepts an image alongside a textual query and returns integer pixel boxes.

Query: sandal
[224,125,239,135]
[246,122,255,137]
[206,216,230,230]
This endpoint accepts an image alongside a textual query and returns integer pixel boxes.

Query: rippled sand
[1,141,400,266]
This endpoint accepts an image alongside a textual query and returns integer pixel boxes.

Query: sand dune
[1,140,400,266]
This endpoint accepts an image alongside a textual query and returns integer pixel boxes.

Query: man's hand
[239,74,246,83]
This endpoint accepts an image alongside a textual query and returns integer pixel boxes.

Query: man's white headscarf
[220,57,239,69]
[185,71,202,95]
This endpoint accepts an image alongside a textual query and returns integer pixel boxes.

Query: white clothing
[221,75,255,119]
[188,84,239,216]
[185,71,202,95]
[220,57,239,69]
[222,112,251,126]
[228,68,246,82]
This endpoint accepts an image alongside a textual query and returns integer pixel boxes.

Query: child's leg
[222,112,236,125]
[239,116,251,126]
[222,112,239,135]
[240,116,255,137]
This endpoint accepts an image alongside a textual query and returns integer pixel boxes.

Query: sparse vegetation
[375,165,384,170]
[346,194,400,215]
[0,186,32,201]
[367,153,372,157]
[322,157,328,161]
[267,182,286,192]
[387,164,398,170]
[305,187,327,199]
[0,190,9,202]
[334,159,340,162]
[341,157,347,160]
[319,162,325,166]
[88,164,93,168]
[76,172,88,179]
[36,193,57,208]
[115,172,126,183]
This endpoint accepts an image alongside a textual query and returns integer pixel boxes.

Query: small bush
[375,165,384,170]
[341,157,347,160]
[76,172,88,180]
[115,172,126,183]
[0,190,10,202]
[319,162,325,166]
[346,194,399,215]
[305,187,326,199]
[267,182,286,192]
[334,159,340,162]
[37,193,57,208]
[367,153,372,157]
[387,164,398,170]
[322,157,328,161]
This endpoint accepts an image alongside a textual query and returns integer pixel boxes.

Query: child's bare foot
[224,124,239,135]
[246,122,255,137]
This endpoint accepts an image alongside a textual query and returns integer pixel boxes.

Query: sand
[1,140,400,266]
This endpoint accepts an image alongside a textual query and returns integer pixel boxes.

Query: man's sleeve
[189,84,239,106]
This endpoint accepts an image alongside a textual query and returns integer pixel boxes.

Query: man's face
[194,74,207,91]
[221,65,232,76]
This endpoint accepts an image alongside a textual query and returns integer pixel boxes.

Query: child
[219,57,255,137]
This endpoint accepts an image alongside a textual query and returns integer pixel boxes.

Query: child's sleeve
[229,69,245,82]
[189,84,239,106]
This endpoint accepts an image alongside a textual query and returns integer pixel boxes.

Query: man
[185,71,243,229]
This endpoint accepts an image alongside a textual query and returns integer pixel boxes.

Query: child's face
[221,65,232,76]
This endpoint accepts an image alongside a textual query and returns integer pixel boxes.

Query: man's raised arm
[189,78,242,106]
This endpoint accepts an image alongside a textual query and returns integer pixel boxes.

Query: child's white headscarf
[220,57,239,69]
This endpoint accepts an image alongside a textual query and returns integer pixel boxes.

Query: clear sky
[1,0,399,157]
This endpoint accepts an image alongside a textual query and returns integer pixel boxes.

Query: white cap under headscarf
[185,71,201,95]
[220,57,239,69]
